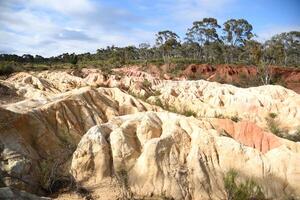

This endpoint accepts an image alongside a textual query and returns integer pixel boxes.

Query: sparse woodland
[1,18,300,76]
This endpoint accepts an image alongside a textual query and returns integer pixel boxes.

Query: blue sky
[0,0,299,57]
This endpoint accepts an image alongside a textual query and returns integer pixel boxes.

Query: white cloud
[0,0,155,56]
[256,25,300,42]
[155,0,236,22]
[28,0,95,15]
[0,0,298,57]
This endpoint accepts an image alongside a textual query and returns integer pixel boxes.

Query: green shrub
[153,98,164,108]
[224,169,266,200]
[231,115,241,123]
[233,73,262,88]
[266,115,300,142]
[142,79,151,88]
[284,128,300,142]
[215,113,225,119]
[151,90,161,96]
[266,115,282,136]
[268,112,277,119]
[182,110,197,117]
[115,169,133,200]
[0,63,15,75]
[127,90,147,101]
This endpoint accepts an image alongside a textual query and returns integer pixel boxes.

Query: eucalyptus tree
[264,31,300,66]
[264,36,285,65]
[155,30,181,62]
[138,43,151,61]
[223,19,254,46]
[222,19,254,63]
[186,18,221,44]
[242,40,263,65]
[186,18,221,62]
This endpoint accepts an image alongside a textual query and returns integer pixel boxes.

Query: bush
[266,113,281,135]
[0,63,15,76]
[182,110,197,117]
[215,113,225,119]
[284,128,300,142]
[233,73,262,88]
[127,90,147,101]
[153,98,164,108]
[268,112,277,119]
[151,90,161,96]
[266,115,300,142]
[231,115,241,123]
[224,169,266,200]
[115,169,133,200]
[142,79,151,88]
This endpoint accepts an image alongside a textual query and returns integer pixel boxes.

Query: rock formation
[0,68,299,200]
[71,112,300,200]
[0,85,159,194]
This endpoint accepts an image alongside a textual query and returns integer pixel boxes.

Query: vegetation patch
[230,115,241,123]
[223,169,266,200]
[265,113,283,136]
[142,79,151,88]
[114,169,134,200]
[268,112,278,119]
[265,113,300,142]
[39,159,74,194]
[215,113,225,119]
[182,109,197,117]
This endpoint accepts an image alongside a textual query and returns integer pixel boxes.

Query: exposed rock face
[182,64,300,93]
[71,112,300,200]
[0,80,24,104]
[211,119,282,153]
[0,86,159,193]
[0,187,50,200]
[150,80,300,134]
[0,68,299,200]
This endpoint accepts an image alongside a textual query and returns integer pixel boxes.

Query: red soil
[214,119,281,153]
[182,64,300,93]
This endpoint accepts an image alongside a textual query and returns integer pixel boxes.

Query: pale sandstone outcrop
[149,80,300,134]
[71,112,300,200]
[1,68,300,199]
[2,69,162,102]
[0,87,160,193]
[0,80,25,104]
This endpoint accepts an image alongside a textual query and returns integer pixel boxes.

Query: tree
[69,53,78,65]
[180,41,201,60]
[123,46,138,62]
[155,30,181,62]
[258,60,273,85]
[264,37,285,65]
[34,55,45,63]
[22,54,34,63]
[264,31,300,66]
[138,43,151,61]
[186,18,221,62]
[283,31,300,66]
[222,19,254,63]
[0,18,299,69]
[186,18,221,45]
[223,19,254,46]
[242,40,263,65]
[204,41,224,64]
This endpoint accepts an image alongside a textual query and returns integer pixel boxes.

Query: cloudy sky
[0,0,299,57]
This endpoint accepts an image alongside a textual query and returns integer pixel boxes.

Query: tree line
[1,17,300,75]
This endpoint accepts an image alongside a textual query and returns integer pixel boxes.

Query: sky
[0,0,299,57]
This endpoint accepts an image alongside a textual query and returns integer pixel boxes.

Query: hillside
[0,67,299,200]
